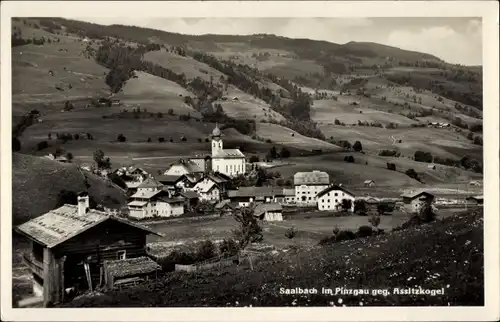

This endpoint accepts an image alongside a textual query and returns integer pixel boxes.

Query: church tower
[211,123,223,156]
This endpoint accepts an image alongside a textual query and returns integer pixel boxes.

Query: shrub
[414,151,433,163]
[108,173,127,189]
[158,137,165,143]
[37,140,49,150]
[344,155,355,163]
[280,147,291,158]
[353,199,367,214]
[405,168,420,181]
[469,124,482,133]
[353,140,363,152]
[147,137,152,142]
[335,230,356,242]
[285,227,297,239]
[379,150,400,157]
[117,134,126,142]
[387,162,396,171]
[357,225,373,238]
[219,238,239,258]
[196,240,216,261]
[369,214,381,229]
[341,199,352,212]
[473,136,483,146]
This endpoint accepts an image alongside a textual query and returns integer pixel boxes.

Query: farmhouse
[227,186,280,208]
[15,193,162,307]
[192,177,221,202]
[283,188,295,204]
[157,174,184,192]
[294,171,330,207]
[363,180,375,187]
[401,190,435,213]
[316,185,355,212]
[466,195,484,206]
[128,187,184,219]
[135,177,163,194]
[254,203,283,221]
[210,124,246,177]
[178,173,205,191]
[164,159,204,177]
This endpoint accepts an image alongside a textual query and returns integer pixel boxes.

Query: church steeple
[211,123,223,156]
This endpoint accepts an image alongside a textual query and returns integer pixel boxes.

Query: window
[327,199,330,203]
[308,197,311,200]
[335,193,338,196]
[117,250,126,260]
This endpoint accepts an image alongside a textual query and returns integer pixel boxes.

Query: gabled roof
[213,149,245,158]
[227,186,276,198]
[254,203,282,217]
[179,190,199,199]
[215,199,233,210]
[157,196,185,204]
[317,185,355,199]
[294,171,330,185]
[130,189,166,200]
[104,256,161,279]
[208,172,231,184]
[170,159,204,173]
[364,180,375,184]
[157,175,184,185]
[15,205,162,248]
[128,200,148,207]
[137,177,163,189]
[183,173,205,184]
[401,190,435,199]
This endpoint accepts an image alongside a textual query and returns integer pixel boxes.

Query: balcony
[22,253,44,277]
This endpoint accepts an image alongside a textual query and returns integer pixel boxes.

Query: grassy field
[12,153,127,224]
[62,209,484,307]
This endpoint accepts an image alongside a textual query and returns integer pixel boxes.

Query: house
[136,176,163,195]
[192,177,220,202]
[316,185,355,212]
[15,193,162,307]
[227,186,277,208]
[427,164,436,170]
[214,199,234,215]
[283,188,295,204]
[206,172,231,194]
[164,159,204,177]
[363,180,375,187]
[178,190,199,210]
[469,180,482,186]
[127,167,149,181]
[466,195,484,206]
[128,189,184,219]
[253,203,283,221]
[210,124,246,177]
[293,171,330,207]
[124,181,142,195]
[177,173,205,191]
[401,190,435,213]
[156,174,184,192]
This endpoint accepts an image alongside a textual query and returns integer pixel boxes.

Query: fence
[174,252,259,273]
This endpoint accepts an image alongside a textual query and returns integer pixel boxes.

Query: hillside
[12,153,127,224]
[11,17,483,189]
[62,210,483,307]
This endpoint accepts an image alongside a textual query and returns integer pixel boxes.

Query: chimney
[77,192,90,215]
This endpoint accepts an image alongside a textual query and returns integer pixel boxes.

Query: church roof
[213,149,245,158]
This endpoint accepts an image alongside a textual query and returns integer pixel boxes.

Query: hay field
[255,122,342,152]
[115,71,199,115]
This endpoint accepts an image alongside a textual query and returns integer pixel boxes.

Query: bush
[285,227,297,239]
[414,150,433,163]
[386,162,396,171]
[356,225,373,238]
[249,155,259,163]
[473,136,483,146]
[335,230,356,242]
[469,124,482,132]
[379,150,400,157]
[344,155,355,163]
[353,199,367,214]
[196,240,216,261]
[353,140,363,152]
[158,137,165,143]
[219,238,239,258]
[37,140,49,150]
[405,168,420,181]
[117,134,126,142]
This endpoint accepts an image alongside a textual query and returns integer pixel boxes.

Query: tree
[37,140,49,151]
[65,152,74,162]
[473,136,483,146]
[386,162,396,171]
[13,137,21,152]
[249,155,259,163]
[280,147,291,158]
[117,134,126,142]
[353,199,367,214]
[341,199,352,212]
[158,137,165,143]
[93,149,111,170]
[344,155,355,163]
[467,132,474,140]
[353,140,363,152]
[147,137,152,143]
[56,189,78,207]
[414,151,433,163]
[405,168,420,181]
[368,215,381,231]
[48,133,52,140]
[107,173,127,189]
[232,204,263,252]
[269,146,277,159]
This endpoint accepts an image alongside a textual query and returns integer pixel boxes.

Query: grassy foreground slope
[12,153,127,224]
[63,210,483,307]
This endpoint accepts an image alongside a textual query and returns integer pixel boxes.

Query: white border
[1,1,499,321]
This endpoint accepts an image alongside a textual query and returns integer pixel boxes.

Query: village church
[209,124,246,177]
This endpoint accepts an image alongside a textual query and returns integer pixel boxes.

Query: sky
[77,17,482,66]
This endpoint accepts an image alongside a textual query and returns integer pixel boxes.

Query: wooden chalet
[15,193,162,307]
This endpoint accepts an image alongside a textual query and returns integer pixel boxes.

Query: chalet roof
[179,190,199,199]
[194,180,216,193]
[254,203,282,217]
[15,205,161,248]
[171,159,204,173]
[294,171,329,186]
[125,181,142,189]
[130,189,165,200]
[104,256,161,279]
[128,200,148,207]
[207,172,231,184]
[364,180,375,184]
[157,175,183,185]
[137,177,163,189]
[157,196,185,204]
[401,190,435,200]
[215,199,233,210]
[213,149,245,158]
[227,186,278,198]
[317,185,355,199]
[184,173,204,183]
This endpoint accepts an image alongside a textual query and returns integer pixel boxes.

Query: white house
[135,177,163,195]
[127,189,184,219]
[253,203,283,221]
[283,188,296,204]
[293,171,330,206]
[316,185,356,212]
[192,177,220,202]
[210,124,246,177]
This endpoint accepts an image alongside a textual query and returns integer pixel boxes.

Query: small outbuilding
[253,203,283,221]
[466,196,484,206]
[363,180,375,187]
